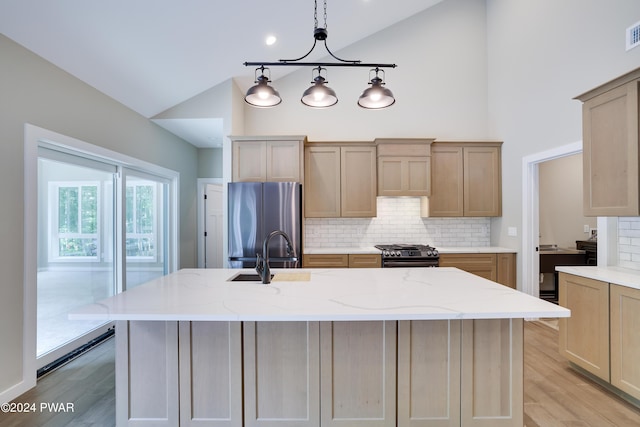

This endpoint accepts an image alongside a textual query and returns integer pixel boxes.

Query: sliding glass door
[124,171,169,288]
[36,153,173,367]
[37,154,117,362]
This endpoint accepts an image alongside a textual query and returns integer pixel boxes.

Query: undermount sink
[228,273,273,282]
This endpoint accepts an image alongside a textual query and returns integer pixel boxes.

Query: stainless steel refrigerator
[228,182,302,268]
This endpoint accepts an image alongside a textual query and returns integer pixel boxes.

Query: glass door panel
[37,157,116,360]
[124,171,168,289]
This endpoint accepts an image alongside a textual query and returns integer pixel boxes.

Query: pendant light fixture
[244,66,282,108]
[244,0,396,109]
[358,68,395,109]
[301,67,338,108]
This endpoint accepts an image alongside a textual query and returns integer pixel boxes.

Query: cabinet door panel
[233,141,267,182]
[244,322,320,427]
[429,146,464,216]
[461,319,523,427]
[558,273,609,381]
[305,147,341,217]
[341,146,377,217]
[320,321,396,427]
[116,321,179,427]
[179,322,242,427]
[583,81,639,216]
[610,284,640,400]
[267,140,301,182]
[398,320,461,427]
[464,146,501,216]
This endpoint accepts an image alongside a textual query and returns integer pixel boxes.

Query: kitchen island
[71,267,569,427]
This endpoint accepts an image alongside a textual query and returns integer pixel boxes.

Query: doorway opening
[521,141,582,298]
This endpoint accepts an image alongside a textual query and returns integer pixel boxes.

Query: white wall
[0,34,199,401]
[243,0,490,141]
[538,154,596,249]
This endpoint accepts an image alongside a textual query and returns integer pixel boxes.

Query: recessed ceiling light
[265,35,277,46]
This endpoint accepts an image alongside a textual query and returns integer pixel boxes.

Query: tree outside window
[55,183,100,259]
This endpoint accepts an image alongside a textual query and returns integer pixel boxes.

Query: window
[49,182,102,261]
[126,181,160,260]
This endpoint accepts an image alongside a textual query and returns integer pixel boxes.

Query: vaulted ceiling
[1,0,443,146]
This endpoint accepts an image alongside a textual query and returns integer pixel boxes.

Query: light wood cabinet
[423,142,502,217]
[231,136,305,182]
[304,146,341,217]
[116,321,180,427]
[341,145,378,217]
[304,142,377,218]
[375,139,433,197]
[397,319,523,427]
[439,253,497,281]
[302,253,381,268]
[320,321,397,427]
[349,253,381,268]
[496,253,517,289]
[397,320,461,427]
[460,319,523,427]
[179,322,242,427]
[575,67,640,216]
[438,253,516,288]
[610,284,640,400]
[558,273,610,381]
[302,254,349,268]
[243,322,320,427]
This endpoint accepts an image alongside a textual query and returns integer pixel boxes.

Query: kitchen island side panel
[117,319,525,427]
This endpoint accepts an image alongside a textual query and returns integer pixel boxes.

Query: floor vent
[627,21,640,51]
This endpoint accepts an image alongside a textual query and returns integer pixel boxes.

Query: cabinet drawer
[439,253,497,282]
[303,254,349,268]
[348,254,381,268]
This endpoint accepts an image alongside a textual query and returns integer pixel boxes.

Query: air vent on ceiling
[626,21,640,51]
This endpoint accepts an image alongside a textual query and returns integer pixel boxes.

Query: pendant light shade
[244,67,282,108]
[358,68,395,109]
[301,68,338,108]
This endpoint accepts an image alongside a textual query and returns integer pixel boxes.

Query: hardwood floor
[2,321,640,427]
[0,337,115,427]
[524,321,640,427]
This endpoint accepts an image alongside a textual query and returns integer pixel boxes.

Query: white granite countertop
[303,246,516,255]
[70,267,568,322]
[556,266,640,291]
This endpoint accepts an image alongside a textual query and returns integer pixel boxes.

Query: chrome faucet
[256,230,296,284]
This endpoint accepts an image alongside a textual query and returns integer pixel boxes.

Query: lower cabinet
[610,284,640,400]
[438,253,517,288]
[302,253,381,268]
[117,319,524,427]
[559,273,640,402]
[558,273,610,381]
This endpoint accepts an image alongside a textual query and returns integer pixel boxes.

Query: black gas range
[374,244,439,268]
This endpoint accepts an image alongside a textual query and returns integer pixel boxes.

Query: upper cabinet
[375,138,434,197]
[231,136,306,182]
[575,67,640,216]
[305,142,377,218]
[423,141,503,217]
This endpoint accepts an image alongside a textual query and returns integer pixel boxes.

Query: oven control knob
[383,250,389,257]
[394,251,401,256]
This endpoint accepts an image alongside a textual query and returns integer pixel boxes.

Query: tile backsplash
[304,197,491,248]
[618,217,640,270]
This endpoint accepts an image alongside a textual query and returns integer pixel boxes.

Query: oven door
[382,258,439,268]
